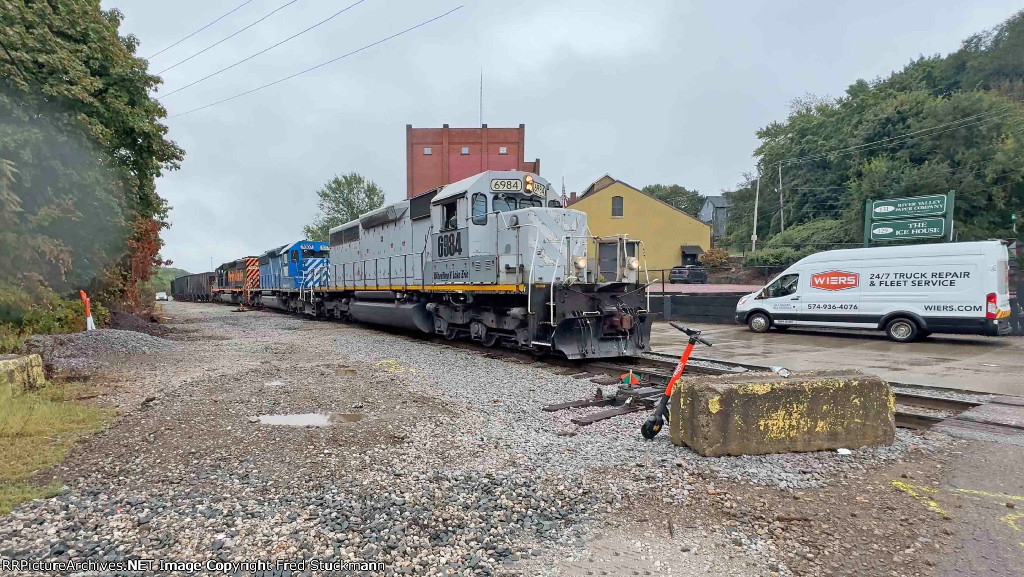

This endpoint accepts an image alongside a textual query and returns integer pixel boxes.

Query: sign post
[863,191,955,246]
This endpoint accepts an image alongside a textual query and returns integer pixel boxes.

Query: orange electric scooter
[640,322,712,440]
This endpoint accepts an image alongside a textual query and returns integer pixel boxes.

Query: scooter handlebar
[669,322,713,346]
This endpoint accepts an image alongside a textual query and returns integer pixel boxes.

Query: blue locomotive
[258,240,329,312]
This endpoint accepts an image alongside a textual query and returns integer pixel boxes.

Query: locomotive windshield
[493,194,545,211]
[493,195,516,212]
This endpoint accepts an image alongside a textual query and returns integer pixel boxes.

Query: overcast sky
[104,0,1023,273]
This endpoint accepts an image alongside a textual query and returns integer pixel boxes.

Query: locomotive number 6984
[437,231,463,258]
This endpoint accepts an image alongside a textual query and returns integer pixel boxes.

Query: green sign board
[869,217,946,241]
[870,194,947,220]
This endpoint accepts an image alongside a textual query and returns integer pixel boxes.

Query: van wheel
[885,318,919,342]
[748,312,771,333]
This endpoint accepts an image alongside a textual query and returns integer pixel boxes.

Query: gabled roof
[703,195,730,208]
[572,175,710,229]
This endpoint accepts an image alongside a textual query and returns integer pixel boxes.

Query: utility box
[669,370,894,456]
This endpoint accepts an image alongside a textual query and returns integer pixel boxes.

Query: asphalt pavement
[649,322,1024,396]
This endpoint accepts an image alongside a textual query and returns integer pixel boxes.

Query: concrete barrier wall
[0,354,46,393]
[669,370,895,456]
[648,294,743,324]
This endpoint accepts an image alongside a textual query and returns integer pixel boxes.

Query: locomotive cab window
[548,200,562,208]
[302,248,327,258]
[290,250,299,262]
[441,201,458,230]
[471,193,487,225]
[520,197,542,209]
[493,194,516,213]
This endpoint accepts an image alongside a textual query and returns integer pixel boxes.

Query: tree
[0,0,183,310]
[304,173,385,241]
[722,9,1024,252]
[641,184,704,217]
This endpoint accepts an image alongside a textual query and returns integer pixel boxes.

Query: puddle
[256,413,365,427]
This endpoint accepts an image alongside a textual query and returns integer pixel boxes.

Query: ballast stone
[669,370,895,456]
[0,353,46,393]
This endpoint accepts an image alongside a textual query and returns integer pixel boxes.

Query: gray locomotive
[313,170,652,359]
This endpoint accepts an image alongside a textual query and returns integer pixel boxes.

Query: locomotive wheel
[482,333,499,347]
[444,327,459,340]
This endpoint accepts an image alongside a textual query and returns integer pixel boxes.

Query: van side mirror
[757,289,768,300]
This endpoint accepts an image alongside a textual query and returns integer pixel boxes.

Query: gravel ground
[24,329,179,377]
[0,303,962,576]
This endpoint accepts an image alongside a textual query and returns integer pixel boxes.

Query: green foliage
[641,184,704,217]
[765,219,854,251]
[303,172,385,242]
[744,247,805,268]
[701,247,731,268]
[724,10,1024,251]
[0,284,108,354]
[0,0,182,300]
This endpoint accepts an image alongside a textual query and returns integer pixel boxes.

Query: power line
[159,0,369,99]
[147,0,256,60]
[167,5,465,119]
[156,0,303,75]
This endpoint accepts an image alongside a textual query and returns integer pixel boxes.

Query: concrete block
[0,353,47,393]
[669,370,894,456]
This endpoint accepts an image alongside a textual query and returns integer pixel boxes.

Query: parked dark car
[669,265,708,284]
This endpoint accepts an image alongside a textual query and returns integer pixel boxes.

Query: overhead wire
[156,0,303,75]
[166,5,465,119]
[147,0,255,59]
[159,0,369,99]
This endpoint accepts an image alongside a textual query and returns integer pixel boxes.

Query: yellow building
[568,175,711,271]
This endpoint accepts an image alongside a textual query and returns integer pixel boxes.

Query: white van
[735,241,1011,342]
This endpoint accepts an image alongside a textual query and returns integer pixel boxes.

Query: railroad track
[280,311,1022,439]
[564,354,1022,436]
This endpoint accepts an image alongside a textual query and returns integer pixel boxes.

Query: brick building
[405,124,540,199]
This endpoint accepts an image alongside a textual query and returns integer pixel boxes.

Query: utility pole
[751,176,760,252]
[479,68,483,126]
[778,161,785,232]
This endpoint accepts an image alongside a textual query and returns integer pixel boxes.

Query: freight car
[257,240,330,312]
[311,170,652,359]
[170,272,216,301]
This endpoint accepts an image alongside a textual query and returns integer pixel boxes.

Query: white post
[778,161,785,233]
[751,177,760,252]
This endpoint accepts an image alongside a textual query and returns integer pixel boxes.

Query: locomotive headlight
[524,174,534,192]
[573,256,587,270]
[626,257,640,271]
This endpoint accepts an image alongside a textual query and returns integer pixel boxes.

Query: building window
[611,196,624,218]
[423,147,432,155]
[498,146,507,155]
[461,146,470,155]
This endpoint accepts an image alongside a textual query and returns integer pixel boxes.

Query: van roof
[798,240,1005,265]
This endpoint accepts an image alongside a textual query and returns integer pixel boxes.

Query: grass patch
[0,380,112,514]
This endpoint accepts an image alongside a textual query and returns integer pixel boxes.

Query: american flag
[561,177,568,206]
